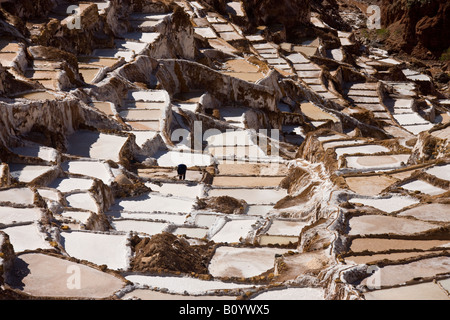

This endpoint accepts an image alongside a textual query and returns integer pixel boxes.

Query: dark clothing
[177,164,187,180]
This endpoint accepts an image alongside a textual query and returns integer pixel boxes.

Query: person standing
[177,164,187,180]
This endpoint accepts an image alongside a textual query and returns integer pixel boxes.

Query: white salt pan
[0,207,43,225]
[113,193,194,214]
[61,231,129,270]
[125,275,256,295]
[401,180,447,196]
[66,193,99,213]
[334,145,389,158]
[425,164,450,181]
[349,195,419,213]
[2,223,52,252]
[209,246,286,278]
[210,219,257,243]
[252,287,324,300]
[112,220,168,235]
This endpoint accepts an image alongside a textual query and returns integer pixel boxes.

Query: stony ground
[0,0,449,300]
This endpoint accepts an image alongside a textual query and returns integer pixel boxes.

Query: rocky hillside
[380,0,450,61]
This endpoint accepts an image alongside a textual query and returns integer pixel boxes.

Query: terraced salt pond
[172,226,208,239]
[345,252,442,265]
[345,175,397,196]
[0,187,35,205]
[322,139,364,150]
[344,154,410,170]
[146,182,204,199]
[65,193,99,213]
[350,238,450,253]
[210,218,257,243]
[153,150,214,167]
[212,176,284,187]
[60,210,92,225]
[208,188,287,205]
[361,256,450,288]
[347,215,439,236]
[397,203,450,222]
[364,282,450,300]
[66,131,128,162]
[61,231,130,270]
[400,180,447,196]
[425,163,450,181]
[300,102,338,122]
[194,214,219,228]
[61,161,114,185]
[349,195,419,213]
[116,211,186,223]
[1,223,53,252]
[7,253,126,299]
[11,144,58,162]
[8,164,54,183]
[333,144,390,158]
[111,219,169,235]
[208,246,287,278]
[0,207,43,225]
[251,287,325,300]
[122,290,236,300]
[48,177,95,193]
[124,274,258,295]
[222,59,265,83]
[112,193,195,214]
[206,145,266,158]
[217,162,288,176]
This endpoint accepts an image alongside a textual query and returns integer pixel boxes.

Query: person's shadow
[5,257,31,290]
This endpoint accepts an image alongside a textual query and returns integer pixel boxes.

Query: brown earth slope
[130,232,214,274]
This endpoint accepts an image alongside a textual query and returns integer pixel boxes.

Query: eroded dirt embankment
[130,232,215,275]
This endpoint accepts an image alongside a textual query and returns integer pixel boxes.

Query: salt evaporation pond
[400,180,447,196]
[349,195,419,213]
[62,161,114,185]
[208,246,287,278]
[397,203,450,222]
[124,274,258,295]
[155,150,214,167]
[60,231,130,270]
[49,177,94,193]
[111,219,169,235]
[208,188,287,205]
[344,154,410,170]
[146,182,204,199]
[361,256,450,288]
[210,219,257,243]
[113,193,195,214]
[0,206,43,224]
[425,163,450,181]
[345,175,397,196]
[8,164,54,183]
[61,210,92,225]
[0,187,35,205]
[251,287,325,300]
[364,282,449,300]
[2,223,53,252]
[334,145,390,158]
[8,253,126,299]
[65,193,99,213]
[348,215,439,236]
